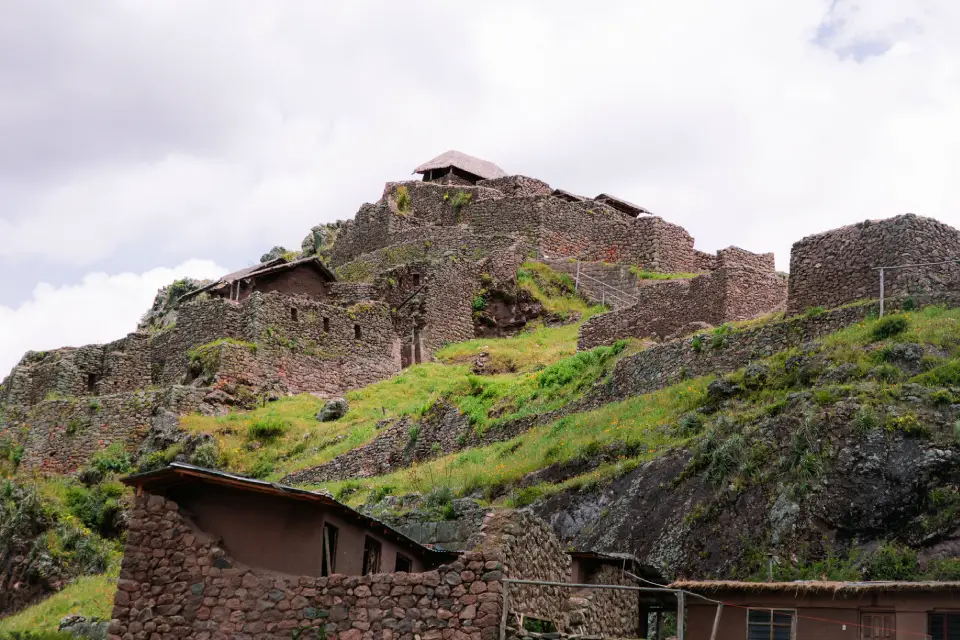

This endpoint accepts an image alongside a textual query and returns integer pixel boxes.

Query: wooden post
[654,611,662,640]
[575,260,581,293]
[709,603,724,640]
[499,582,510,640]
[677,592,686,640]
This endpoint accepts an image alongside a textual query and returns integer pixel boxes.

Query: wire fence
[872,259,960,317]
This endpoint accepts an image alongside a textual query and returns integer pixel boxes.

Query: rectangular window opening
[395,553,412,573]
[412,273,421,287]
[323,317,330,333]
[747,608,795,640]
[86,373,99,395]
[354,324,362,340]
[291,307,299,322]
[321,523,338,577]
[862,612,895,640]
[362,536,381,576]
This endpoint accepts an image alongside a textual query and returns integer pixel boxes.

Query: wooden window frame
[928,611,960,640]
[321,522,338,577]
[860,611,895,640]
[362,536,382,576]
[746,607,796,640]
[395,553,413,573]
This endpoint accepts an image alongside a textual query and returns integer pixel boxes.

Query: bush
[863,542,918,580]
[914,360,960,387]
[853,406,878,433]
[65,482,125,537]
[869,315,909,341]
[246,416,288,441]
[424,486,454,509]
[248,457,275,479]
[189,442,219,468]
[90,443,132,475]
[471,295,487,311]
[396,185,410,212]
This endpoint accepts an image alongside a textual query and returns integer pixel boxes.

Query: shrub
[248,457,275,479]
[407,425,421,445]
[863,542,918,580]
[914,360,960,387]
[869,315,909,342]
[872,363,902,383]
[65,482,125,537]
[449,191,473,212]
[190,442,219,468]
[853,406,878,433]
[424,486,454,509]
[711,325,731,349]
[246,416,288,441]
[471,295,487,311]
[90,443,132,475]
[396,185,410,212]
[691,335,703,353]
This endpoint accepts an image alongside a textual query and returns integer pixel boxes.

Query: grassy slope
[0,573,117,634]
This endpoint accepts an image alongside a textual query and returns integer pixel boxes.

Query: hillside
[5,268,960,633]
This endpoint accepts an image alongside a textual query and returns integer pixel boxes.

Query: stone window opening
[323,317,330,333]
[86,373,99,395]
[362,536,381,575]
[321,523,338,577]
[291,307,299,322]
[394,553,412,572]
[412,273,421,287]
[354,324,362,340]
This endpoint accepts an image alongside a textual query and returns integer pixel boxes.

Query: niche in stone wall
[323,317,330,333]
[354,324,362,339]
[412,273,421,287]
[291,307,299,322]
[86,373,99,395]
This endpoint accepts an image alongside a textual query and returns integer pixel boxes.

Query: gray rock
[301,225,332,255]
[59,614,109,639]
[260,246,288,263]
[317,398,349,422]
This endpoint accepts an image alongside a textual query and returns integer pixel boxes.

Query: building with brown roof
[181,256,337,304]
[414,150,508,185]
[674,579,960,640]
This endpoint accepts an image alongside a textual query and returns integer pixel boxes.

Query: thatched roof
[180,256,336,301]
[414,150,507,180]
[671,580,960,595]
[594,193,653,217]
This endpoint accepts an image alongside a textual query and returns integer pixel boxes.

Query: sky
[2,0,960,376]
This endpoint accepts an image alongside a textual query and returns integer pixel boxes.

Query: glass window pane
[749,610,772,624]
[773,611,794,625]
[748,625,772,640]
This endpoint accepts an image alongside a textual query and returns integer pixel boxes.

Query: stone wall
[10,386,209,474]
[787,214,960,314]
[592,294,956,405]
[109,500,620,640]
[476,176,552,198]
[564,565,639,638]
[578,247,787,349]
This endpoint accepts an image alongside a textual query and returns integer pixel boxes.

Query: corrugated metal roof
[414,151,507,180]
[671,580,960,594]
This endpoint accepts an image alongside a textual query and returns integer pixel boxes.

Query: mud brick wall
[578,247,786,349]
[12,386,208,474]
[787,214,960,314]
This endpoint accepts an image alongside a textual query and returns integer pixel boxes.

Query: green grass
[630,268,699,280]
[314,375,711,504]
[517,261,605,319]
[0,573,117,634]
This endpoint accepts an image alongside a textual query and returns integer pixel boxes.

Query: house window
[862,613,895,640]
[747,609,794,640]
[291,307,299,322]
[362,537,381,575]
[323,317,330,333]
[929,613,960,640]
[321,523,338,577]
[354,324,362,340]
[395,553,412,573]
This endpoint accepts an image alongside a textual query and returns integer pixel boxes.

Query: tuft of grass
[630,268,699,280]
[869,315,910,342]
[246,416,289,442]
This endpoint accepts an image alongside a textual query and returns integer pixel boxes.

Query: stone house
[109,463,671,640]
[181,256,337,304]
[414,150,508,185]
[675,579,960,640]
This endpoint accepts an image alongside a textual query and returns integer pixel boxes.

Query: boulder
[317,398,349,422]
[260,246,288,263]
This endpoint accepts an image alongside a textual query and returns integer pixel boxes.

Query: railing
[573,268,642,308]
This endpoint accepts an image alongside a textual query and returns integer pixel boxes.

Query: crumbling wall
[13,386,208,474]
[477,176,553,198]
[578,247,787,349]
[787,213,960,314]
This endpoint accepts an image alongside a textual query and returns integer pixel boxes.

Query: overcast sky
[2,0,959,376]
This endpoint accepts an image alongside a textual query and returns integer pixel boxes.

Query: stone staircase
[541,258,642,310]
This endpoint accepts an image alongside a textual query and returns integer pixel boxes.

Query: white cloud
[0,260,226,377]
[1,0,960,282]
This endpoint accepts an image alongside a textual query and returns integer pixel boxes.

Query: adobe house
[674,579,960,640]
[180,256,337,304]
[121,463,456,578]
[593,193,653,217]
[414,150,507,185]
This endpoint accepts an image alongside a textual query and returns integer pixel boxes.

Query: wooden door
[861,613,895,640]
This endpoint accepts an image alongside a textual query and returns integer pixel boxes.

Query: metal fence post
[575,260,580,293]
[677,591,686,640]
[879,268,885,318]
[500,582,510,640]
